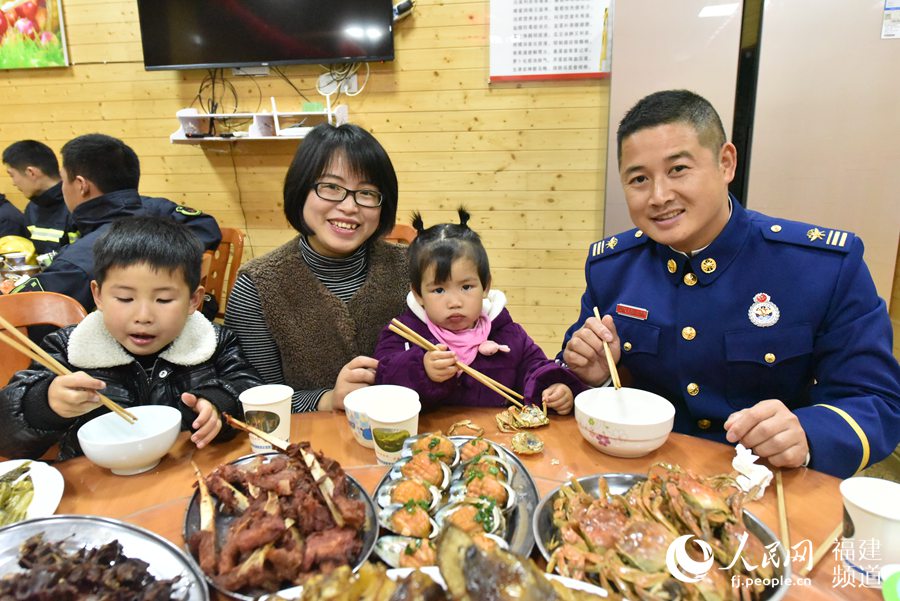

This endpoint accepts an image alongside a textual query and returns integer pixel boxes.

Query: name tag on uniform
[616,303,648,320]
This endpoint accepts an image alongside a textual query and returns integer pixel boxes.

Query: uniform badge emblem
[616,303,648,320]
[607,236,618,250]
[748,292,780,327]
[807,228,825,242]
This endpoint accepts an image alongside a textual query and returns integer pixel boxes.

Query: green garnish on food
[0,463,34,527]
[428,437,440,449]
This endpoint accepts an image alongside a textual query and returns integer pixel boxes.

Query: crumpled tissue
[732,444,772,501]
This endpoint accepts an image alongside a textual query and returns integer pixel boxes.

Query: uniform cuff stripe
[815,404,870,473]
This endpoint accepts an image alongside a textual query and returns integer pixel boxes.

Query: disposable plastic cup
[364,385,421,465]
[238,384,293,453]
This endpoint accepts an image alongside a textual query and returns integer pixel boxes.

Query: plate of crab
[533,464,789,601]
[371,431,539,569]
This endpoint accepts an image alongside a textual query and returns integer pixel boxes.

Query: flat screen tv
[136,0,394,71]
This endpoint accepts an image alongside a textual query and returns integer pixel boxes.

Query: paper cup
[839,477,900,585]
[343,388,374,449]
[238,384,293,453]
[363,385,421,465]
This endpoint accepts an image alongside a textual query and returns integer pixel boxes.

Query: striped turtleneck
[297,235,368,303]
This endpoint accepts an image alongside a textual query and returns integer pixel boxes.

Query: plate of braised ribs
[184,443,377,601]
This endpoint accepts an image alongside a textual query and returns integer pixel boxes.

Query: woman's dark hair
[283,123,398,240]
[408,207,490,295]
[93,216,204,291]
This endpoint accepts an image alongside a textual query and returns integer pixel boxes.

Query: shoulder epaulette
[587,228,650,262]
[759,218,855,254]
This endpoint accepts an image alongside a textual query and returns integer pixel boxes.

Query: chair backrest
[383,224,417,246]
[0,292,87,385]
[204,227,246,319]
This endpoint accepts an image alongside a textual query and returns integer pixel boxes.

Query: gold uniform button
[683,272,698,286]
[770,224,782,233]
[667,259,677,274]
[682,327,696,341]
[765,353,776,364]
[686,383,700,396]
[635,230,644,238]
[697,419,712,430]
[623,342,633,352]
[700,258,717,274]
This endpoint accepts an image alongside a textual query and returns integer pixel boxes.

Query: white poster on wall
[489,0,612,82]
[882,0,900,38]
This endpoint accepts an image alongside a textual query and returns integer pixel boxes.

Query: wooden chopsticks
[775,470,790,553]
[592,307,621,389]
[0,314,137,424]
[388,318,526,409]
[797,523,842,577]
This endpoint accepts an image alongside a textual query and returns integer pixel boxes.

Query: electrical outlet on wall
[318,73,358,95]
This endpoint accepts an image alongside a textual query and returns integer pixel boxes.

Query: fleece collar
[406,288,507,323]
[67,311,216,369]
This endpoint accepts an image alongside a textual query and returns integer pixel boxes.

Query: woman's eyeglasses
[313,182,383,208]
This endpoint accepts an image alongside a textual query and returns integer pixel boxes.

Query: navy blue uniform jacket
[560,199,900,478]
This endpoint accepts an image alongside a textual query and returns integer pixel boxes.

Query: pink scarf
[423,314,509,365]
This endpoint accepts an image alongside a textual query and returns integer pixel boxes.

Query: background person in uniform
[0,192,28,238]
[3,140,75,255]
[3,139,222,258]
[561,89,900,479]
[6,134,218,313]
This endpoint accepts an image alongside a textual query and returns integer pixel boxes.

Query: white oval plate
[271,565,608,599]
[0,459,64,520]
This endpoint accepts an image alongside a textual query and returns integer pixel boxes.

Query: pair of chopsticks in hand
[592,307,622,389]
[0,313,137,424]
[388,318,526,409]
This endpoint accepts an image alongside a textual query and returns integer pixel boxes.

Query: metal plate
[183,452,378,601]
[0,514,208,601]
[533,473,788,601]
[373,435,539,560]
[267,565,609,600]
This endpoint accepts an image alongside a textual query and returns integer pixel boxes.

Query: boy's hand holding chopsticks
[47,372,107,418]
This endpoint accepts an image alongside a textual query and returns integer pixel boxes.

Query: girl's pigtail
[411,212,426,233]
[457,206,471,228]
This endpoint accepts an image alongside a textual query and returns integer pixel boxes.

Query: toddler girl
[374,208,585,412]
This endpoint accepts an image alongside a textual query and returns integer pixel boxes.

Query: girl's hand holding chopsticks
[424,344,457,383]
[47,372,107,418]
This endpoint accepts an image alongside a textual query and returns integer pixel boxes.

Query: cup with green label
[364,385,421,465]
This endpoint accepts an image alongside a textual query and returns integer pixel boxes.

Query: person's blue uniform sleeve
[141,196,222,251]
[794,237,900,477]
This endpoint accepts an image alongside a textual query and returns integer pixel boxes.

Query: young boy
[0,216,262,461]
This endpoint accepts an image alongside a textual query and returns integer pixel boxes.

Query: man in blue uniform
[561,90,900,478]
[0,192,28,238]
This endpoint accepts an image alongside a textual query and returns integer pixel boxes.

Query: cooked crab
[511,431,544,455]
[495,403,550,433]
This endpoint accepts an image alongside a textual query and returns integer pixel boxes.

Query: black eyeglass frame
[312,182,384,208]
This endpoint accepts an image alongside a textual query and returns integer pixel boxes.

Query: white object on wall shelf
[170,96,349,144]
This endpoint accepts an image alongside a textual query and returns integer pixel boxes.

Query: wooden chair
[383,224,417,246]
[204,227,246,319]
[0,292,87,385]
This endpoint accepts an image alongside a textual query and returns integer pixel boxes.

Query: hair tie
[457,206,471,228]
[411,212,426,233]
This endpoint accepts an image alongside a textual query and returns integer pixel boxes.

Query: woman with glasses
[224,123,408,412]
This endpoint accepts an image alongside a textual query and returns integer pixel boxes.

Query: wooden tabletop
[51,407,874,600]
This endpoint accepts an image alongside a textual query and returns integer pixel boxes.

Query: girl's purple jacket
[373,307,588,410]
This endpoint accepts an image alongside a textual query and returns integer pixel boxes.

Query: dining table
[46,407,875,600]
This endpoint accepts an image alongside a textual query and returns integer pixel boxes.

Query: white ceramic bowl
[77,405,182,475]
[343,387,375,449]
[574,387,675,458]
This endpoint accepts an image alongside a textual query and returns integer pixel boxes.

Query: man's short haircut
[61,134,140,193]
[283,123,398,240]
[2,140,60,178]
[617,90,727,164]
[93,215,203,292]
